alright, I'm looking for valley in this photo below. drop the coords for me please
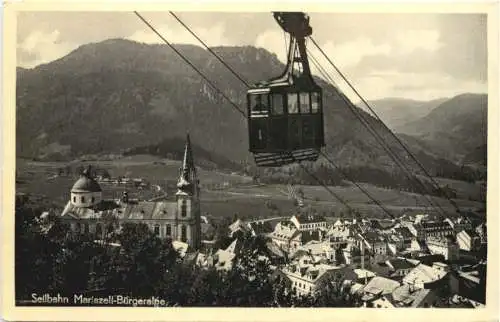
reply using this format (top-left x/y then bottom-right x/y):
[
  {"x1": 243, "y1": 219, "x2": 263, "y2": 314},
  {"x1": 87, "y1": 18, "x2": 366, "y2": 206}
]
[{"x1": 16, "y1": 154, "x2": 485, "y2": 223}]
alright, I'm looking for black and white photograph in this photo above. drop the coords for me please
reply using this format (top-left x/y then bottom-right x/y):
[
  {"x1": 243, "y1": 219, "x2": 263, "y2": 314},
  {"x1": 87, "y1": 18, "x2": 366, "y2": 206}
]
[{"x1": 3, "y1": 2, "x2": 498, "y2": 317}]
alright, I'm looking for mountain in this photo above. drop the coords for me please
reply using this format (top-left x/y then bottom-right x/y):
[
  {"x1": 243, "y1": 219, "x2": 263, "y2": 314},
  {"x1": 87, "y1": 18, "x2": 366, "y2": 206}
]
[
  {"x1": 396, "y1": 93, "x2": 487, "y2": 164},
  {"x1": 16, "y1": 38, "x2": 475, "y2": 184},
  {"x1": 359, "y1": 97, "x2": 448, "y2": 129}
]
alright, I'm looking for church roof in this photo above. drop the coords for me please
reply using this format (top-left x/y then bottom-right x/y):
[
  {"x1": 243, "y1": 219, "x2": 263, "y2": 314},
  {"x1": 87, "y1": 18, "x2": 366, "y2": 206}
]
[{"x1": 71, "y1": 167, "x2": 102, "y2": 193}]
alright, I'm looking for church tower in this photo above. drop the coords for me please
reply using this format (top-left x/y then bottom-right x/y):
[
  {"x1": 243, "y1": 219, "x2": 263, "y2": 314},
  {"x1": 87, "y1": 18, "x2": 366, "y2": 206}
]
[{"x1": 175, "y1": 134, "x2": 201, "y2": 250}]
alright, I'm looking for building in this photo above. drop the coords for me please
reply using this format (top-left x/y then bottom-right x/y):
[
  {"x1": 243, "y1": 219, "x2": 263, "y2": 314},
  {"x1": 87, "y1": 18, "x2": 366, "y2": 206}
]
[
  {"x1": 419, "y1": 221, "x2": 454, "y2": 239},
  {"x1": 394, "y1": 226, "x2": 414, "y2": 249},
  {"x1": 60, "y1": 135, "x2": 202, "y2": 250},
  {"x1": 402, "y1": 263, "x2": 448, "y2": 289},
  {"x1": 426, "y1": 236, "x2": 460, "y2": 261},
  {"x1": 444, "y1": 217, "x2": 473, "y2": 233},
  {"x1": 270, "y1": 221, "x2": 300, "y2": 251},
  {"x1": 359, "y1": 276, "x2": 400, "y2": 307},
  {"x1": 296, "y1": 240, "x2": 336, "y2": 263},
  {"x1": 388, "y1": 284, "x2": 438, "y2": 307},
  {"x1": 343, "y1": 243, "x2": 371, "y2": 269},
  {"x1": 281, "y1": 263, "x2": 355, "y2": 297},
  {"x1": 362, "y1": 231, "x2": 387, "y2": 256},
  {"x1": 385, "y1": 258, "x2": 417, "y2": 280},
  {"x1": 290, "y1": 213, "x2": 327, "y2": 231}
]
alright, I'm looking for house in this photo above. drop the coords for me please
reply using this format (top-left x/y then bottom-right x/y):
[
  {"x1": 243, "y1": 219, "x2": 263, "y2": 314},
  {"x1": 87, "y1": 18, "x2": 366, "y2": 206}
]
[
  {"x1": 444, "y1": 217, "x2": 473, "y2": 233},
  {"x1": 353, "y1": 269, "x2": 376, "y2": 284},
  {"x1": 248, "y1": 221, "x2": 274, "y2": 236},
  {"x1": 415, "y1": 214, "x2": 429, "y2": 223},
  {"x1": 342, "y1": 243, "x2": 370, "y2": 268},
  {"x1": 290, "y1": 213, "x2": 327, "y2": 231},
  {"x1": 359, "y1": 276, "x2": 400, "y2": 307},
  {"x1": 212, "y1": 249, "x2": 235, "y2": 271},
  {"x1": 172, "y1": 240, "x2": 189, "y2": 258},
  {"x1": 456, "y1": 229, "x2": 481, "y2": 252},
  {"x1": 426, "y1": 235, "x2": 460, "y2": 261},
  {"x1": 270, "y1": 221, "x2": 323, "y2": 253},
  {"x1": 404, "y1": 223, "x2": 425, "y2": 240},
  {"x1": 333, "y1": 219, "x2": 352, "y2": 228},
  {"x1": 281, "y1": 263, "x2": 342, "y2": 297},
  {"x1": 419, "y1": 221, "x2": 454, "y2": 239},
  {"x1": 387, "y1": 234, "x2": 404, "y2": 252},
  {"x1": 270, "y1": 221, "x2": 299, "y2": 250},
  {"x1": 402, "y1": 263, "x2": 448, "y2": 289},
  {"x1": 362, "y1": 231, "x2": 387, "y2": 256},
  {"x1": 394, "y1": 226, "x2": 413, "y2": 249},
  {"x1": 326, "y1": 225, "x2": 351, "y2": 242},
  {"x1": 371, "y1": 219, "x2": 396, "y2": 231},
  {"x1": 385, "y1": 258, "x2": 417, "y2": 280},
  {"x1": 388, "y1": 284, "x2": 438, "y2": 307},
  {"x1": 386, "y1": 243, "x2": 398, "y2": 256},
  {"x1": 297, "y1": 240, "x2": 336, "y2": 263},
  {"x1": 475, "y1": 223, "x2": 487, "y2": 243},
  {"x1": 228, "y1": 219, "x2": 252, "y2": 238}
]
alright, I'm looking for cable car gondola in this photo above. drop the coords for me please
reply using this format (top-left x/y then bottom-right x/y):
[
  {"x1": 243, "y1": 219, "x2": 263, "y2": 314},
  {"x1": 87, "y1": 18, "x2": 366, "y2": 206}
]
[{"x1": 247, "y1": 12, "x2": 325, "y2": 167}]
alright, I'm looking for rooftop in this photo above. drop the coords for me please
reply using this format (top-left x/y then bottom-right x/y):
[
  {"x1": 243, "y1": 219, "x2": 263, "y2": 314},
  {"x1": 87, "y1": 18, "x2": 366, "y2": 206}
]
[
  {"x1": 362, "y1": 276, "x2": 400, "y2": 296},
  {"x1": 295, "y1": 213, "x2": 326, "y2": 224},
  {"x1": 61, "y1": 199, "x2": 178, "y2": 220},
  {"x1": 403, "y1": 264, "x2": 447, "y2": 285},
  {"x1": 390, "y1": 284, "x2": 433, "y2": 307},
  {"x1": 71, "y1": 167, "x2": 102, "y2": 193},
  {"x1": 387, "y1": 258, "x2": 417, "y2": 271}
]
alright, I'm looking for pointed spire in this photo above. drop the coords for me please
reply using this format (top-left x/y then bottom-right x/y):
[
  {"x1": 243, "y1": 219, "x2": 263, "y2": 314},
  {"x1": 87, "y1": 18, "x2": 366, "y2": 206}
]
[{"x1": 177, "y1": 133, "x2": 197, "y2": 194}]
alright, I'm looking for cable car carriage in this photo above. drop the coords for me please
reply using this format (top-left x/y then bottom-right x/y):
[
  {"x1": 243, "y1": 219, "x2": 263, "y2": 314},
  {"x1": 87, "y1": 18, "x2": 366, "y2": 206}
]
[{"x1": 247, "y1": 12, "x2": 325, "y2": 167}]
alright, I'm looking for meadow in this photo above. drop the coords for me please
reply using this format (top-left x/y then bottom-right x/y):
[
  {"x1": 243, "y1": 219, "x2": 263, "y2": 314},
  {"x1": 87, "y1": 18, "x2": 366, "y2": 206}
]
[{"x1": 16, "y1": 155, "x2": 485, "y2": 221}]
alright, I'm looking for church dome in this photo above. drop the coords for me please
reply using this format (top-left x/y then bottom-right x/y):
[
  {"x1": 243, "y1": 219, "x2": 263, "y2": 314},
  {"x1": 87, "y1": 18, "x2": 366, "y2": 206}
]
[{"x1": 71, "y1": 168, "x2": 102, "y2": 193}]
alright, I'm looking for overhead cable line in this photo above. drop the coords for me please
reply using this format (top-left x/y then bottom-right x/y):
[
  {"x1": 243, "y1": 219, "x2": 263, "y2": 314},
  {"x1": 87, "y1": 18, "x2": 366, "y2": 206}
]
[
  {"x1": 135, "y1": 11, "x2": 352, "y2": 212},
  {"x1": 167, "y1": 13, "x2": 407, "y2": 219},
  {"x1": 167, "y1": 12, "x2": 438, "y2": 218},
  {"x1": 296, "y1": 161, "x2": 354, "y2": 213},
  {"x1": 168, "y1": 11, "x2": 251, "y2": 88},
  {"x1": 310, "y1": 36, "x2": 461, "y2": 215},
  {"x1": 306, "y1": 48, "x2": 447, "y2": 217}
]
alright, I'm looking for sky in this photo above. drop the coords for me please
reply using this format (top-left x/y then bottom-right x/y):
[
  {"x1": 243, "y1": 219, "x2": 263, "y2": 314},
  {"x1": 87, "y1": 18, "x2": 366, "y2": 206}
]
[{"x1": 17, "y1": 11, "x2": 487, "y2": 101}]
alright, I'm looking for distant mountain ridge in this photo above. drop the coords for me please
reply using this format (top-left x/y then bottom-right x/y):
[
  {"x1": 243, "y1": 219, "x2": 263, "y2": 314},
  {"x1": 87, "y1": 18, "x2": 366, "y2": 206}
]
[
  {"x1": 359, "y1": 97, "x2": 449, "y2": 129},
  {"x1": 395, "y1": 93, "x2": 487, "y2": 164},
  {"x1": 16, "y1": 38, "x2": 484, "y2": 183}
]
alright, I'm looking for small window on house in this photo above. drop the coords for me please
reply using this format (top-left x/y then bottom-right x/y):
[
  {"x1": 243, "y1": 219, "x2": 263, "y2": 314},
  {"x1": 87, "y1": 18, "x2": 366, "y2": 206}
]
[
  {"x1": 166, "y1": 224, "x2": 172, "y2": 236},
  {"x1": 154, "y1": 224, "x2": 160, "y2": 236},
  {"x1": 73, "y1": 196, "x2": 76, "y2": 203},
  {"x1": 81, "y1": 196, "x2": 85, "y2": 203},
  {"x1": 91, "y1": 197, "x2": 95, "y2": 203}
]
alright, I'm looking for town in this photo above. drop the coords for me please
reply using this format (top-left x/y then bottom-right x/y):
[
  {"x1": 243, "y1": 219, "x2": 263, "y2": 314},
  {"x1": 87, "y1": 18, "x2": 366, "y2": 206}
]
[{"x1": 18, "y1": 136, "x2": 487, "y2": 308}]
